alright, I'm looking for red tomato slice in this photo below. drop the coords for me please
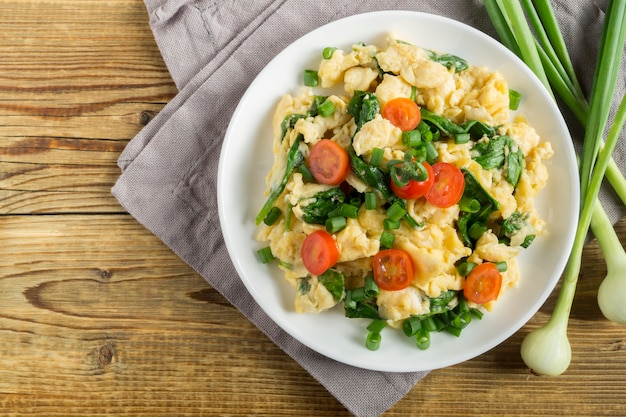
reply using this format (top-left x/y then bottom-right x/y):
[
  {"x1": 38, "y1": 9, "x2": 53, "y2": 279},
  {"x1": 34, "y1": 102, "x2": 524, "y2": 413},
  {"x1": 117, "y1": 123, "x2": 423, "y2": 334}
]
[
  {"x1": 308, "y1": 139, "x2": 350, "y2": 185},
  {"x1": 372, "y1": 249, "x2": 414, "y2": 291},
  {"x1": 424, "y1": 162, "x2": 465, "y2": 208},
  {"x1": 381, "y1": 97, "x2": 421, "y2": 132},
  {"x1": 463, "y1": 262, "x2": 502, "y2": 304},
  {"x1": 390, "y1": 161, "x2": 435, "y2": 200},
  {"x1": 301, "y1": 230, "x2": 339, "y2": 276}
]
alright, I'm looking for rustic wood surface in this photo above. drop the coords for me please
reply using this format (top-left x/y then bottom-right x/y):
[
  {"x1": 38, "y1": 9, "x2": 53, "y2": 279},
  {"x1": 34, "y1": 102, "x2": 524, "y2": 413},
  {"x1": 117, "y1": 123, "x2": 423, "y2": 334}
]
[{"x1": 1, "y1": 1, "x2": 625, "y2": 416}]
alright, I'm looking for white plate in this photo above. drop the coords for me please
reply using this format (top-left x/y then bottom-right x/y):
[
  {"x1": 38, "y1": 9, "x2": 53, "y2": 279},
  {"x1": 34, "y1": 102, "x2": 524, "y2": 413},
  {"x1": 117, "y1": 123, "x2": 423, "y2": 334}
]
[{"x1": 217, "y1": 11, "x2": 579, "y2": 372}]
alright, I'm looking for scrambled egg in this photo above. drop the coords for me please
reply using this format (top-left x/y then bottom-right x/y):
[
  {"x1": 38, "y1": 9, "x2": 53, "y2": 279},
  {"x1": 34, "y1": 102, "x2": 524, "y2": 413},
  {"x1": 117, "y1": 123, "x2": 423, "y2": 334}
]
[{"x1": 257, "y1": 34, "x2": 552, "y2": 326}]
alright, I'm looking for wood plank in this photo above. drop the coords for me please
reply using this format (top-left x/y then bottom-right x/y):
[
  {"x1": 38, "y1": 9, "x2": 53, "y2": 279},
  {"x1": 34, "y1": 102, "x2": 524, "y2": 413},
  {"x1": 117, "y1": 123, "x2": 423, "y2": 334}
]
[
  {"x1": 0, "y1": 0, "x2": 177, "y2": 214},
  {"x1": 0, "y1": 214, "x2": 349, "y2": 416},
  {"x1": 2, "y1": 0, "x2": 626, "y2": 415},
  {"x1": 2, "y1": 214, "x2": 626, "y2": 416}
]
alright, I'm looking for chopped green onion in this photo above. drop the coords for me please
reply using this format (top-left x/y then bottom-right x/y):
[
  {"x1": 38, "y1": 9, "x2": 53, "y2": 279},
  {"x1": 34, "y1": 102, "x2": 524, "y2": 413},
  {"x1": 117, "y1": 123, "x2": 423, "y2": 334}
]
[
  {"x1": 421, "y1": 317, "x2": 438, "y2": 332},
  {"x1": 452, "y1": 310, "x2": 472, "y2": 329},
  {"x1": 326, "y1": 205, "x2": 343, "y2": 218},
  {"x1": 410, "y1": 86, "x2": 417, "y2": 101},
  {"x1": 349, "y1": 287, "x2": 366, "y2": 302},
  {"x1": 521, "y1": 235, "x2": 536, "y2": 248},
  {"x1": 303, "y1": 69, "x2": 319, "y2": 87},
  {"x1": 383, "y1": 218, "x2": 401, "y2": 231},
  {"x1": 322, "y1": 47, "x2": 337, "y2": 59},
  {"x1": 257, "y1": 247, "x2": 275, "y2": 264},
  {"x1": 425, "y1": 142, "x2": 439, "y2": 164},
  {"x1": 470, "y1": 308, "x2": 484, "y2": 320},
  {"x1": 325, "y1": 216, "x2": 346, "y2": 233},
  {"x1": 296, "y1": 164, "x2": 314, "y2": 182},
  {"x1": 415, "y1": 328, "x2": 431, "y2": 350},
  {"x1": 318, "y1": 99, "x2": 336, "y2": 117},
  {"x1": 380, "y1": 230, "x2": 395, "y2": 248},
  {"x1": 366, "y1": 331, "x2": 382, "y2": 351},
  {"x1": 403, "y1": 316, "x2": 422, "y2": 337},
  {"x1": 284, "y1": 204, "x2": 293, "y2": 231},
  {"x1": 457, "y1": 294, "x2": 469, "y2": 312},
  {"x1": 457, "y1": 261, "x2": 477, "y2": 277},
  {"x1": 431, "y1": 316, "x2": 446, "y2": 332},
  {"x1": 364, "y1": 274, "x2": 380, "y2": 298},
  {"x1": 278, "y1": 260, "x2": 292, "y2": 270},
  {"x1": 367, "y1": 319, "x2": 388, "y2": 334},
  {"x1": 509, "y1": 88, "x2": 522, "y2": 110},
  {"x1": 340, "y1": 203, "x2": 359, "y2": 219},
  {"x1": 421, "y1": 129, "x2": 433, "y2": 143},
  {"x1": 430, "y1": 290, "x2": 456, "y2": 308},
  {"x1": 369, "y1": 147, "x2": 384, "y2": 167},
  {"x1": 454, "y1": 132, "x2": 471, "y2": 144},
  {"x1": 468, "y1": 222, "x2": 487, "y2": 240},
  {"x1": 495, "y1": 261, "x2": 508, "y2": 272},
  {"x1": 364, "y1": 192, "x2": 377, "y2": 210},
  {"x1": 445, "y1": 325, "x2": 463, "y2": 337},
  {"x1": 402, "y1": 130, "x2": 422, "y2": 147},
  {"x1": 262, "y1": 206, "x2": 282, "y2": 226},
  {"x1": 439, "y1": 311, "x2": 452, "y2": 326},
  {"x1": 349, "y1": 196, "x2": 362, "y2": 207},
  {"x1": 458, "y1": 197, "x2": 480, "y2": 213},
  {"x1": 386, "y1": 201, "x2": 407, "y2": 222},
  {"x1": 343, "y1": 290, "x2": 356, "y2": 310}
]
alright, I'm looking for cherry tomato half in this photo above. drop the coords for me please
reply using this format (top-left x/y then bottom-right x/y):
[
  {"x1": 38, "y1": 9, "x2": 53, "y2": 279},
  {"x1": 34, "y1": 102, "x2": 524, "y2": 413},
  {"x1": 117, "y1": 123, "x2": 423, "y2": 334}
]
[
  {"x1": 301, "y1": 230, "x2": 339, "y2": 276},
  {"x1": 381, "y1": 97, "x2": 421, "y2": 132},
  {"x1": 308, "y1": 139, "x2": 350, "y2": 186},
  {"x1": 463, "y1": 262, "x2": 502, "y2": 304},
  {"x1": 390, "y1": 161, "x2": 435, "y2": 200},
  {"x1": 424, "y1": 162, "x2": 465, "y2": 208},
  {"x1": 372, "y1": 249, "x2": 414, "y2": 291}
]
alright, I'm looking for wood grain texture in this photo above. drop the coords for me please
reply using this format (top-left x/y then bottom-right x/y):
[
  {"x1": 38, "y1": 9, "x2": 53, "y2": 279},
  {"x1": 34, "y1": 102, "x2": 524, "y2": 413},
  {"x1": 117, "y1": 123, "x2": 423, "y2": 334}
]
[
  {"x1": 0, "y1": 0, "x2": 177, "y2": 214},
  {"x1": 1, "y1": 1, "x2": 626, "y2": 416}
]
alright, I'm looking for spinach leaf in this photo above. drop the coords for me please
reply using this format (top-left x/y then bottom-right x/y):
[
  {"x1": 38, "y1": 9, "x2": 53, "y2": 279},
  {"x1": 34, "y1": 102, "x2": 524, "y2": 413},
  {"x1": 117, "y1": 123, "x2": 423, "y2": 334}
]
[
  {"x1": 347, "y1": 90, "x2": 380, "y2": 131},
  {"x1": 462, "y1": 119, "x2": 497, "y2": 139},
  {"x1": 457, "y1": 169, "x2": 500, "y2": 247},
  {"x1": 318, "y1": 269, "x2": 345, "y2": 302},
  {"x1": 349, "y1": 146, "x2": 395, "y2": 203},
  {"x1": 427, "y1": 50, "x2": 469, "y2": 73},
  {"x1": 255, "y1": 135, "x2": 305, "y2": 225},
  {"x1": 505, "y1": 147, "x2": 524, "y2": 186},
  {"x1": 279, "y1": 95, "x2": 329, "y2": 141},
  {"x1": 420, "y1": 108, "x2": 466, "y2": 137},
  {"x1": 301, "y1": 188, "x2": 346, "y2": 224},
  {"x1": 471, "y1": 135, "x2": 524, "y2": 187},
  {"x1": 500, "y1": 211, "x2": 536, "y2": 248},
  {"x1": 425, "y1": 290, "x2": 457, "y2": 316},
  {"x1": 344, "y1": 301, "x2": 380, "y2": 319},
  {"x1": 344, "y1": 275, "x2": 380, "y2": 319},
  {"x1": 472, "y1": 135, "x2": 509, "y2": 170},
  {"x1": 420, "y1": 109, "x2": 499, "y2": 143},
  {"x1": 280, "y1": 114, "x2": 306, "y2": 141},
  {"x1": 298, "y1": 277, "x2": 311, "y2": 295},
  {"x1": 501, "y1": 211, "x2": 526, "y2": 235},
  {"x1": 348, "y1": 147, "x2": 421, "y2": 228}
]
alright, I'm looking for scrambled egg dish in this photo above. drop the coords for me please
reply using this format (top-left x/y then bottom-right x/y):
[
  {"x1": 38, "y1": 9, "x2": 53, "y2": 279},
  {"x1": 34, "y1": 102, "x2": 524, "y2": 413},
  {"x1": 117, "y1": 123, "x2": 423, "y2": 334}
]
[{"x1": 255, "y1": 34, "x2": 553, "y2": 341}]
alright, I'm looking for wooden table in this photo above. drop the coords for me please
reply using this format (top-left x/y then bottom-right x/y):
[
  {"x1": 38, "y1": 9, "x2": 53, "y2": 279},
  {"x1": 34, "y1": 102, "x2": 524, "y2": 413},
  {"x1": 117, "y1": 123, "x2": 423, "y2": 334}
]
[{"x1": 1, "y1": 1, "x2": 625, "y2": 415}]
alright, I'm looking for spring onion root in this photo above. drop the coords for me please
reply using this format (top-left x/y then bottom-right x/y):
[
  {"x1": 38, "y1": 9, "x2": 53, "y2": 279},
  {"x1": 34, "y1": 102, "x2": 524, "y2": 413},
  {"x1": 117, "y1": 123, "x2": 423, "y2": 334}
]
[
  {"x1": 592, "y1": 199, "x2": 626, "y2": 324},
  {"x1": 520, "y1": 310, "x2": 571, "y2": 376}
]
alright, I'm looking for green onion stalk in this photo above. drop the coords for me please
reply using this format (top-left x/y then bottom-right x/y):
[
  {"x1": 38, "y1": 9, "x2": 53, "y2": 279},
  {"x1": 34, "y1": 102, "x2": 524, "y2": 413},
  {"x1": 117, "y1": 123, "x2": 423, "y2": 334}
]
[
  {"x1": 521, "y1": 96, "x2": 626, "y2": 375},
  {"x1": 484, "y1": 0, "x2": 626, "y2": 375}
]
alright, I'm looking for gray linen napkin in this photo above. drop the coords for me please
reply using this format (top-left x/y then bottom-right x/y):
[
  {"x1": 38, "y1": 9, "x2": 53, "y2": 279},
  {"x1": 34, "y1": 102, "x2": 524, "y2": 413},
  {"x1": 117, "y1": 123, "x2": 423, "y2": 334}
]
[{"x1": 112, "y1": 1, "x2": 625, "y2": 416}]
